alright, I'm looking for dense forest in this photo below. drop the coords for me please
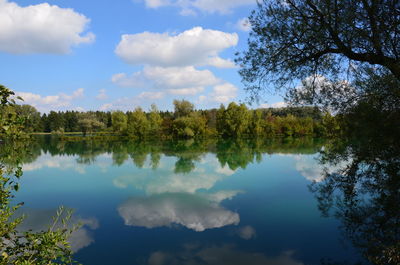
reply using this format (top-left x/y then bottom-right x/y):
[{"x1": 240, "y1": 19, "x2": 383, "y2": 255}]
[{"x1": 1, "y1": 99, "x2": 339, "y2": 139}]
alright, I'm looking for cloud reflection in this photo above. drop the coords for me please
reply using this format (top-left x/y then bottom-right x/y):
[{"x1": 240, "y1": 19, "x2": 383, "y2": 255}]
[
  {"x1": 16, "y1": 209, "x2": 99, "y2": 253},
  {"x1": 113, "y1": 155, "x2": 236, "y2": 194},
  {"x1": 295, "y1": 155, "x2": 351, "y2": 182},
  {"x1": 148, "y1": 245, "x2": 304, "y2": 265},
  {"x1": 237, "y1": 225, "x2": 256, "y2": 240},
  {"x1": 118, "y1": 192, "x2": 240, "y2": 232}
]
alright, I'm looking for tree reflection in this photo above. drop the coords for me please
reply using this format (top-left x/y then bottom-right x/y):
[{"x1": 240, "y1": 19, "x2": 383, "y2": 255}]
[
  {"x1": 310, "y1": 136, "x2": 400, "y2": 265},
  {"x1": 2, "y1": 136, "x2": 327, "y2": 174}
]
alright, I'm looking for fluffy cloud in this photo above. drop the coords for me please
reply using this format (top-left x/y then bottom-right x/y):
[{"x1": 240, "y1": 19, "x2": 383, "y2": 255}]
[
  {"x1": 138, "y1": 91, "x2": 165, "y2": 99},
  {"x1": 16, "y1": 88, "x2": 84, "y2": 112},
  {"x1": 0, "y1": 0, "x2": 94, "y2": 54},
  {"x1": 210, "y1": 83, "x2": 238, "y2": 103},
  {"x1": 112, "y1": 66, "x2": 221, "y2": 96},
  {"x1": 118, "y1": 192, "x2": 240, "y2": 231},
  {"x1": 115, "y1": 27, "x2": 237, "y2": 68},
  {"x1": 141, "y1": 0, "x2": 256, "y2": 14},
  {"x1": 259, "y1": 101, "x2": 287, "y2": 108}
]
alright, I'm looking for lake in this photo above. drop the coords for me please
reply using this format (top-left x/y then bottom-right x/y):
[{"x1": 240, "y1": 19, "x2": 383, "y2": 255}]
[{"x1": 5, "y1": 137, "x2": 372, "y2": 264}]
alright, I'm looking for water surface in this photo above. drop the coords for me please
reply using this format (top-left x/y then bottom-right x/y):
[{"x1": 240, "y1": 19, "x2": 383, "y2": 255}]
[{"x1": 7, "y1": 137, "x2": 369, "y2": 264}]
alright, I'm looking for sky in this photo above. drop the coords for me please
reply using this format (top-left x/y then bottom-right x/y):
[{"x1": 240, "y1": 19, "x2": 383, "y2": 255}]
[{"x1": 0, "y1": 0, "x2": 286, "y2": 113}]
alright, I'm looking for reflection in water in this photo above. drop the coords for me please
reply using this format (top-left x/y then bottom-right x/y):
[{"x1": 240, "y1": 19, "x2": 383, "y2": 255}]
[
  {"x1": 16, "y1": 209, "x2": 99, "y2": 253},
  {"x1": 4, "y1": 136, "x2": 395, "y2": 264},
  {"x1": 147, "y1": 245, "x2": 303, "y2": 265},
  {"x1": 118, "y1": 192, "x2": 240, "y2": 232},
  {"x1": 3, "y1": 136, "x2": 325, "y2": 175},
  {"x1": 236, "y1": 225, "x2": 256, "y2": 240},
  {"x1": 113, "y1": 155, "x2": 236, "y2": 194},
  {"x1": 310, "y1": 137, "x2": 400, "y2": 265}
]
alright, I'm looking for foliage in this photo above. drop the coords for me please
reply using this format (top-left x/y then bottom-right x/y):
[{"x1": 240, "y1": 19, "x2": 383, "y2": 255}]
[
  {"x1": 78, "y1": 113, "x2": 105, "y2": 136},
  {"x1": 0, "y1": 85, "x2": 27, "y2": 141},
  {"x1": 237, "y1": 0, "x2": 400, "y2": 102},
  {"x1": 173, "y1": 99, "x2": 194, "y2": 118},
  {"x1": 147, "y1": 104, "x2": 162, "y2": 136},
  {"x1": 126, "y1": 108, "x2": 149, "y2": 139},
  {"x1": 12, "y1": 98, "x2": 334, "y2": 139},
  {"x1": 0, "y1": 85, "x2": 77, "y2": 264},
  {"x1": 172, "y1": 112, "x2": 207, "y2": 139},
  {"x1": 111, "y1": 111, "x2": 127, "y2": 134}
]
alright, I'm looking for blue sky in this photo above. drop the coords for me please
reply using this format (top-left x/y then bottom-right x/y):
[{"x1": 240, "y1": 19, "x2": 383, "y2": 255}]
[{"x1": 0, "y1": 0, "x2": 285, "y2": 112}]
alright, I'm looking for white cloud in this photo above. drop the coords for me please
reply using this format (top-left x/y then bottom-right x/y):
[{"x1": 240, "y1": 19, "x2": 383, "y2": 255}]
[
  {"x1": 118, "y1": 192, "x2": 240, "y2": 232},
  {"x1": 0, "y1": 0, "x2": 94, "y2": 54},
  {"x1": 140, "y1": 0, "x2": 256, "y2": 15},
  {"x1": 167, "y1": 87, "x2": 204, "y2": 96},
  {"x1": 16, "y1": 88, "x2": 84, "y2": 112},
  {"x1": 138, "y1": 91, "x2": 165, "y2": 99},
  {"x1": 100, "y1": 103, "x2": 113, "y2": 111},
  {"x1": 192, "y1": 0, "x2": 256, "y2": 14},
  {"x1": 259, "y1": 101, "x2": 287, "y2": 108},
  {"x1": 145, "y1": 66, "x2": 221, "y2": 88},
  {"x1": 111, "y1": 72, "x2": 145, "y2": 88},
  {"x1": 144, "y1": 0, "x2": 171, "y2": 8},
  {"x1": 96, "y1": 89, "x2": 108, "y2": 100},
  {"x1": 115, "y1": 27, "x2": 238, "y2": 68},
  {"x1": 75, "y1": 106, "x2": 85, "y2": 112},
  {"x1": 236, "y1": 17, "x2": 251, "y2": 32},
  {"x1": 210, "y1": 83, "x2": 238, "y2": 103},
  {"x1": 113, "y1": 66, "x2": 222, "y2": 96}
]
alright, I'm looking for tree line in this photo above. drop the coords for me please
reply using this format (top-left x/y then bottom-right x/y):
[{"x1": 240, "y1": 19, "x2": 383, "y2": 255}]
[{"x1": 1, "y1": 99, "x2": 339, "y2": 139}]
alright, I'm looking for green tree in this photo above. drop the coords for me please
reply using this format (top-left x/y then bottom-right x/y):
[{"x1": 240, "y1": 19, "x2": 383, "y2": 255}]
[
  {"x1": 216, "y1": 104, "x2": 226, "y2": 136},
  {"x1": 0, "y1": 85, "x2": 26, "y2": 140},
  {"x1": 148, "y1": 104, "x2": 162, "y2": 136},
  {"x1": 111, "y1": 111, "x2": 127, "y2": 134},
  {"x1": 173, "y1": 99, "x2": 194, "y2": 118},
  {"x1": 237, "y1": 0, "x2": 400, "y2": 102},
  {"x1": 47, "y1": 111, "x2": 65, "y2": 132},
  {"x1": 218, "y1": 102, "x2": 250, "y2": 138},
  {"x1": 64, "y1": 111, "x2": 79, "y2": 132},
  {"x1": 13, "y1": 105, "x2": 42, "y2": 132},
  {"x1": 172, "y1": 113, "x2": 207, "y2": 139},
  {"x1": 249, "y1": 109, "x2": 263, "y2": 137},
  {"x1": 126, "y1": 107, "x2": 149, "y2": 139},
  {"x1": 78, "y1": 115, "x2": 105, "y2": 136}
]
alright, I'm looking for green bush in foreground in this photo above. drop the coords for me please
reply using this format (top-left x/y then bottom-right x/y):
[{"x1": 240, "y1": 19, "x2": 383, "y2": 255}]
[{"x1": 0, "y1": 85, "x2": 77, "y2": 265}]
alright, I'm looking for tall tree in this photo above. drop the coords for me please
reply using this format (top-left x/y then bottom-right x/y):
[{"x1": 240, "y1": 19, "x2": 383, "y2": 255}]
[
  {"x1": 237, "y1": 0, "x2": 400, "y2": 101},
  {"x1": 126, "y1": 107, "x2": 149, "y2": 139},
  {"x1": 148, "y1": 104, "x2": 162, "y2": 136},
  {"x1": 220, "y1": 103, "x2": 250, "y2": 138},
  {"x1": 111, "y1": 111, "x2": 127, "y2": 134},
  {"x1": 173, "y1": 99, "x2": 194, "y2": 118}
]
